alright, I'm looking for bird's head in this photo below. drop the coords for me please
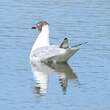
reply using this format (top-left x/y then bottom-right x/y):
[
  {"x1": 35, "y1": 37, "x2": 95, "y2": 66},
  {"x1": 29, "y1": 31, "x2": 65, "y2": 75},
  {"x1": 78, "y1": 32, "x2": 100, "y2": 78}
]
[{"x1": 32, "y1": 21, "x2": 49, "y2": 32}]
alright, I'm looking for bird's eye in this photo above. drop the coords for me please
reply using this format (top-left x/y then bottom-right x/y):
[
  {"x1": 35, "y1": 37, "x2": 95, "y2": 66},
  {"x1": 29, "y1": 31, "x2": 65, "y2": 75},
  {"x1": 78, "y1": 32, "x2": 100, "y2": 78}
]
[{"x1": 37, "y1": 24, "x2": 40, "y2": 26}]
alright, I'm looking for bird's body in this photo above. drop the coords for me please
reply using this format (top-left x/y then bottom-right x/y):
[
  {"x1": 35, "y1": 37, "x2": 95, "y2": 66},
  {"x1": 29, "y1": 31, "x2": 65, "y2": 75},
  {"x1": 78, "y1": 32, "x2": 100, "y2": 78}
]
[{"x1": 30, "y1": 21, "x2": 79, "y2": 64}]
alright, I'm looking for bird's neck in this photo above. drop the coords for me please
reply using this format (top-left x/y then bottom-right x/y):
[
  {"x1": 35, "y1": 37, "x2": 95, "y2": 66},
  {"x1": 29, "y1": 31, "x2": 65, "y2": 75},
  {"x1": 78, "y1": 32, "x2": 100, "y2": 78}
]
[{"x1": 31, "y1": 25, "x2": 50, "y2": 52}]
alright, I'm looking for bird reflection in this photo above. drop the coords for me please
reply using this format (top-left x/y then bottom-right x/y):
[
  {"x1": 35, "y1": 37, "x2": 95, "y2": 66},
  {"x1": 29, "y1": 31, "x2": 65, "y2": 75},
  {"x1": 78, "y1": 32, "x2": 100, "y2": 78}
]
[{"x1": 31, "y1": 62, "x2": 77, "y2": 96}]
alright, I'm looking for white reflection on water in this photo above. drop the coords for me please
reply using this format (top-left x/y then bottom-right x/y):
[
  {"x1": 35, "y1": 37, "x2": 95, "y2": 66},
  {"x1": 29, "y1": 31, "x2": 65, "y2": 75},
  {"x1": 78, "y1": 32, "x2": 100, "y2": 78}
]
[{"x1": 31, "y1": 61, "x2": 77, "y2": 96}]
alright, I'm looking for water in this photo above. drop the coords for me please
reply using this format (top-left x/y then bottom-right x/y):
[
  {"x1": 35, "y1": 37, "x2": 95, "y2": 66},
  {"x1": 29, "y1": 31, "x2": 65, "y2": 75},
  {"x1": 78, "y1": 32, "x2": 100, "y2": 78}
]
[{"x1": 0, "y1": 0, "x2": 110, "y2": 109}]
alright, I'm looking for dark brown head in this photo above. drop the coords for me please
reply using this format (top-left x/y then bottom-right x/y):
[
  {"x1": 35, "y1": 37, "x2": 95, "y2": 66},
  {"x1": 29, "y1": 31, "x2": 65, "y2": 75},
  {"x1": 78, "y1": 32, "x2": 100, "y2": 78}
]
[{"x1": 32, "y1": 21, "x2": 48, "y2": 31}]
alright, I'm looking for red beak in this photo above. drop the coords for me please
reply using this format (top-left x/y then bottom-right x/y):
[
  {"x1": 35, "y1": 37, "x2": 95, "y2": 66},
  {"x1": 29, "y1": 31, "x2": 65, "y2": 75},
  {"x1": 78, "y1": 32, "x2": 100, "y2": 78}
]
[{"x1": 32, "y1": 26, "x2": 37, "y2": 29}]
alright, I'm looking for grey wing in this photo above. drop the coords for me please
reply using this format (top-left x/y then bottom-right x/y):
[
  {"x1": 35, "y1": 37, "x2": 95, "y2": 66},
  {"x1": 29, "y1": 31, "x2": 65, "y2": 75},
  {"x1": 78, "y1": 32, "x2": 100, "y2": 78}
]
[
  {"x1": 45, "y1": 47, "x2": 79, "y2": 63},
  {"x1": 31, "y1": 46, "x2": 66, "y2": 61}
]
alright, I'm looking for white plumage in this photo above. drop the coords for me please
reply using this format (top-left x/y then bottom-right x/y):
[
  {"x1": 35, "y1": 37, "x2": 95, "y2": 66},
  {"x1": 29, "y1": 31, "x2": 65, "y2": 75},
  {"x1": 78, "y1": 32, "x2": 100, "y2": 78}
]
[{"x1": 30, "y1": 21, "x2": 79, "y2": 64}]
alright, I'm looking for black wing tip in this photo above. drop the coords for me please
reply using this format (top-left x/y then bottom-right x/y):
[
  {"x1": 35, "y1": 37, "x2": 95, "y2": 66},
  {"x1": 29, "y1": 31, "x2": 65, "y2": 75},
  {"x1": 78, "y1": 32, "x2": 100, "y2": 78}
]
[
  {"x1": 72, "y1": 42, "x2": 88, "y2": 48},
  {"x1": 59, "y1": 37, "x2": 69, "y2": 49}
]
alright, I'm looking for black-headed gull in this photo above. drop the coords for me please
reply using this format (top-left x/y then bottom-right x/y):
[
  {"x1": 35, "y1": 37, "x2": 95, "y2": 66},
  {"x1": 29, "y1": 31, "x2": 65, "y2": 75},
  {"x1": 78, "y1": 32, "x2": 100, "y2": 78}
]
[{"x1": 30, "y1": 21, "x2": 79, "y2": 64}]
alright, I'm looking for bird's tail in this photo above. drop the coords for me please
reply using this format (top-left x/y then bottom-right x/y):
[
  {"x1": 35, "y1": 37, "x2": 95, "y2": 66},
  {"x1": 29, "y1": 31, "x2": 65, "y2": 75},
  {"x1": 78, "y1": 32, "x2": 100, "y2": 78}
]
[{"x1": 72, "y1": 42, "x2": 88, "y2": 48}]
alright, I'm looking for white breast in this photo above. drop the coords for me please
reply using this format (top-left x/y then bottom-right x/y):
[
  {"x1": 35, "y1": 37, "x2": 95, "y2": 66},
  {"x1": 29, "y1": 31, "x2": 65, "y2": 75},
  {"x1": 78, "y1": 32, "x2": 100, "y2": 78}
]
[{"x1": 31, "y1": 25, "x2": 50, "y2": 52}]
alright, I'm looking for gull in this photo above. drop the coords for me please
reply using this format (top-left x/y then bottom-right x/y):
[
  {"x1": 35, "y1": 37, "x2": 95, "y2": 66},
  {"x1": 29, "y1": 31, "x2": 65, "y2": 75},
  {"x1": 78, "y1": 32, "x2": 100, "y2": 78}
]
[{"x1": 30, "y1": 21, "x2": 79, "y2": 64}]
